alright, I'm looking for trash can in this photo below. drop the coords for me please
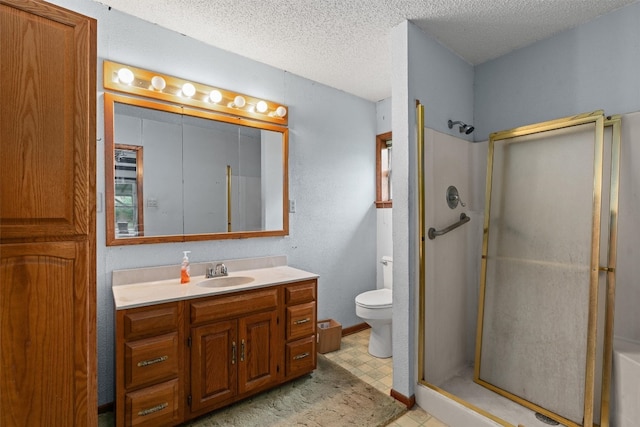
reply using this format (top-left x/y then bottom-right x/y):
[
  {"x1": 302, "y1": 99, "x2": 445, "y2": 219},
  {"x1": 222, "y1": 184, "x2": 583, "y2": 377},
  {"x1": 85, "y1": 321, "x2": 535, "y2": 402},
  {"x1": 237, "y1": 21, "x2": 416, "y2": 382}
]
[{"x1": 317, "y1": 319, "x2": 342, "y2": 353}]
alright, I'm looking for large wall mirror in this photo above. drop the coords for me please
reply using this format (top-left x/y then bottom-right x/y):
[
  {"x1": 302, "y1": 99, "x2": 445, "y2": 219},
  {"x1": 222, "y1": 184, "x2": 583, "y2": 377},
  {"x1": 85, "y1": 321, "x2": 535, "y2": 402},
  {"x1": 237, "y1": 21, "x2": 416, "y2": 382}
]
[{"x1": 105, "y1": 93, "x2": 289, "y2": 245}]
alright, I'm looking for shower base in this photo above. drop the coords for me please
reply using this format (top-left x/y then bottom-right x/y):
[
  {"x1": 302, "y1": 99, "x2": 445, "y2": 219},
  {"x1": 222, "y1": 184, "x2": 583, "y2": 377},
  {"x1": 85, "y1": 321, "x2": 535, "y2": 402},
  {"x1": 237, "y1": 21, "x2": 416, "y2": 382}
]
[{"x1": 438, "y1": 366, "x2": 568, "y2": 427}]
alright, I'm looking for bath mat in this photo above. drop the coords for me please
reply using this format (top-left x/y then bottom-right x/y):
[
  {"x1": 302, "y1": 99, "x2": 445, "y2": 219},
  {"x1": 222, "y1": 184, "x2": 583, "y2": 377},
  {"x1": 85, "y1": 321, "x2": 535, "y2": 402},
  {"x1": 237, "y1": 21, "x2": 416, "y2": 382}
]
[{"x1": 99, "y1": 354, "x2": 406, "y2": 426}]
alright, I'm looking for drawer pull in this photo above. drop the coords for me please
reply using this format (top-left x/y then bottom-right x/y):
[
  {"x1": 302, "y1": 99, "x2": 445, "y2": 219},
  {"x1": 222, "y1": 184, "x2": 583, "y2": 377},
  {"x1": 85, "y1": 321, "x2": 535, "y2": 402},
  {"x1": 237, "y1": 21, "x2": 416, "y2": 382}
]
[
  {"x1": 137, "y1": 355, "x2": 169, "y2": 367},
  {"x1": 241, "y1": 339, "x2": 245, "y2": 362},
  {"x1": 138, "y1": 402, "x2": 168, "y2": 416},
  {"x1": 294, "y1": 318, "x2": 310, "y2": 325},
  {"x1": 293, "y1": 352, "x2": 310, "y2": 360}
]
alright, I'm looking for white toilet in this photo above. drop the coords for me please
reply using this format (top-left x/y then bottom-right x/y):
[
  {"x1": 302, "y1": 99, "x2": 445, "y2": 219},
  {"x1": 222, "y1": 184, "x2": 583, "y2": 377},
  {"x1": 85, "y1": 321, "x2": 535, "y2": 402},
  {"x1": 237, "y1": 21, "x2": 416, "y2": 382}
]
[{"x1": 355, "y1": 256, "x2": 393, "y2": 358}]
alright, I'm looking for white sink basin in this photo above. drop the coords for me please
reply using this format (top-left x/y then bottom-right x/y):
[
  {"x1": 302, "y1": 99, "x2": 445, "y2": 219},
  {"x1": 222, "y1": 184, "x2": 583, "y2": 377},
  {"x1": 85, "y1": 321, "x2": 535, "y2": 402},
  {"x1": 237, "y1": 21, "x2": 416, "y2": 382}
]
[{"x1": 196, "y1": 276, "x2": 254, "y2": 288}]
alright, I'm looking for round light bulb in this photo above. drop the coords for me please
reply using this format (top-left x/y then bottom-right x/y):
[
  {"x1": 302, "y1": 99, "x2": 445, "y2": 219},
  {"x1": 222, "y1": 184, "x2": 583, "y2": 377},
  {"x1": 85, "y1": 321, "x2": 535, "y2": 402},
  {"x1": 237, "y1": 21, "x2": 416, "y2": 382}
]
[
  {"x1": 182, "y1": 83, "x2": 196, "y2": 97},
  {"x1": 117, "y1": 68, "x2": 134, "y2": 85},
  {"x1": 151, "y1": 76, "x2": 166, "y2": 91},
  {"x1": 256, "y1": 100, "x2": 268, "y2": 113},
  {"x1": 209, "y1": 90, "x2": 222, "y2": 103},
  {"x1": 233, "y1": 95, "x2": 246, "y2": 108},
  {"x1": 275, "y1": 106, "x2": 287, "y2": 117}
]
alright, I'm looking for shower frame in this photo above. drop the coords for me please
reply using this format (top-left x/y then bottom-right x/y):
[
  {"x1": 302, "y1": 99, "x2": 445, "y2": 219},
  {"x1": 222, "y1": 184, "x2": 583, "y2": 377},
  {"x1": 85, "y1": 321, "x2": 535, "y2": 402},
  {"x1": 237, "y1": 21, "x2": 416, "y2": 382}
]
[{"x1": 416, "y1": 103, "x2": 621, "y2": 427}]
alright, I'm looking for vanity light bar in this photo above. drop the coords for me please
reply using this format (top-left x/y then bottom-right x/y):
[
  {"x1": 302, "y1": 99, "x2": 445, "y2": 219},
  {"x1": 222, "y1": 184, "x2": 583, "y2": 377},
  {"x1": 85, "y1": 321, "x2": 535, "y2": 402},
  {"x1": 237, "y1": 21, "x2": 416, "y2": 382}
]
[{"x1": 103, "y1": 60, "x2": 288, "y2": 125}]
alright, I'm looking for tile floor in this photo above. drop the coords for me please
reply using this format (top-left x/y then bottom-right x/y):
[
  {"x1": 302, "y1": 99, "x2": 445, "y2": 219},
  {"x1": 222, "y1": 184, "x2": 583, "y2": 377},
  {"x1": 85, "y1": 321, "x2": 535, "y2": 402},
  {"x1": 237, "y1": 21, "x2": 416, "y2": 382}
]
[{"x1": 323, "y1": 329, "x2": 449, "y2": 427}]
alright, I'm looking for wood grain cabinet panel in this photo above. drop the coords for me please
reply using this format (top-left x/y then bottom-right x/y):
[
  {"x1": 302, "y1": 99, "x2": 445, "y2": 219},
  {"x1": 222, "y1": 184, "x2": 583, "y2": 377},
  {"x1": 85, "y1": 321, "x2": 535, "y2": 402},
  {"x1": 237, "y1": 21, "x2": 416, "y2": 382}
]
[
  {"x1": 286, "y1": 301, "x2": 317, "y2": 341},
  {"x1": 0, "y1": 1, "x2": 96, "y2": 425},
  {"x1": 116, "y1": 301, "x2": 184, "y2": 427},
  {"x1": 125, "y1": 379, "x2": 180, "y2": 427},
  {"x1": 283, "y1": 282, "x2": 317, "y2": 380},
  {"x1": 0, "y1": 0, "x2": 96, "y2": 240},
  {"x1": 125, "y1": 333, "x2": 179, "y2": 389}
]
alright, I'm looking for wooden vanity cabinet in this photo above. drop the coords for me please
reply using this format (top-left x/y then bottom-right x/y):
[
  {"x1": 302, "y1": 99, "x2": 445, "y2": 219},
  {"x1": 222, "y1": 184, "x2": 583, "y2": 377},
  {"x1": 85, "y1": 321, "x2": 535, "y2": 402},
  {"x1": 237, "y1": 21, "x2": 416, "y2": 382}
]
[
  {"x1": 114, "y1": 279, "x2": 317, "y2": 426},
  {"x1": 115, "y1": 302, "x2": 184, "y2": 427},
  {"x1": 189, "y1": 288, "x2": 280, "y2": 416},
  {"x1": 284, "y1": 280, "x2": 318, "y2": 378}
]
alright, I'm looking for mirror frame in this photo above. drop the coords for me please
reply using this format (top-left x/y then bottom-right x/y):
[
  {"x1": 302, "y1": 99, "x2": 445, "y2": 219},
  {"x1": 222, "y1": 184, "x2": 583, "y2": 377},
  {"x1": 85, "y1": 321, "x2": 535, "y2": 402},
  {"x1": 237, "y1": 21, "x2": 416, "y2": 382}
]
[{"x1": 104, "y1": 92, "x2": 289, "y2": 245}]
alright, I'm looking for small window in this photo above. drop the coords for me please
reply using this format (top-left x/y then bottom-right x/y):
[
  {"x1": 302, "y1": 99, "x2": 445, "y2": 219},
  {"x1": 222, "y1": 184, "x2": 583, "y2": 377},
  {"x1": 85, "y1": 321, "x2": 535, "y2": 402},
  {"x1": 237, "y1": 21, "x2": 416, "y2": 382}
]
[{"x1": 375, "y1": 132, "x2": 392, "y2": 208}]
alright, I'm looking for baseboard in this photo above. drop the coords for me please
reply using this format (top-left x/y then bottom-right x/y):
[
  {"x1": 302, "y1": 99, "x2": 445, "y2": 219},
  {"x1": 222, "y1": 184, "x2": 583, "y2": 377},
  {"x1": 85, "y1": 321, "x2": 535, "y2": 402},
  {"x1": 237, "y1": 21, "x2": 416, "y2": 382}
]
[
  {"x1": 390, "y1": 389, "x2": 416, "y2": 409},
  {"x1": 98, "y1": 402, "x2": 113, "y2": 414},
  {"x1": 342, "y1": 322, "x2": 370, "y2": 336}
]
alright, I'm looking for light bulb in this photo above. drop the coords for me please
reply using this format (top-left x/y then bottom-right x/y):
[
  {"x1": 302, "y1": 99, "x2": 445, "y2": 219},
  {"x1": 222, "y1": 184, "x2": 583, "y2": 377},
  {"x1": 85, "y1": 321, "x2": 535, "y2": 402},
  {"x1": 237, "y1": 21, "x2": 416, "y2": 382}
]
[
  {"x1": 275, "y1": 106, "x2": 287, "y2": 117},
  {"x1": 151, "y1": 76, "x2": 166, "y2": 91},
  {"x1": 233, "y1": 95, "x2": 246, "y2": 108},
  {"x1": 117, "y1": 68, "x2": 134, "y2": 85},
  {"x1": 256, "y1": 100, "x2": 268, "y2": 113},
  {"x1": 182, "y1": 83, "x2": 196, "y2": 97},
  {"x1": 209, "y1": 90, "x2": 222, "y2": 103}
]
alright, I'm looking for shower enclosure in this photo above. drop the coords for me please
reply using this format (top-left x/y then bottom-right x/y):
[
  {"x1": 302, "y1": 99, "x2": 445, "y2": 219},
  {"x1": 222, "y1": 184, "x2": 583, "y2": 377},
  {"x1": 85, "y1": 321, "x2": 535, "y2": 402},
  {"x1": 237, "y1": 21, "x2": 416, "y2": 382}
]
[{"x1": 418, "y1": 106, "x2": 620, "y2": 427}]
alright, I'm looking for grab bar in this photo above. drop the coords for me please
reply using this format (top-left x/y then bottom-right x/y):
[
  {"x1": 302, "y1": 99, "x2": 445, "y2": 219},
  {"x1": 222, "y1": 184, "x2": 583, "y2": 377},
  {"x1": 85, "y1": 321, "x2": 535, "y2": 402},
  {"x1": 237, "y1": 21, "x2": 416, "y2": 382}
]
[{"x1": 428, "y1": 213, "x2": 470, "y2": 240}]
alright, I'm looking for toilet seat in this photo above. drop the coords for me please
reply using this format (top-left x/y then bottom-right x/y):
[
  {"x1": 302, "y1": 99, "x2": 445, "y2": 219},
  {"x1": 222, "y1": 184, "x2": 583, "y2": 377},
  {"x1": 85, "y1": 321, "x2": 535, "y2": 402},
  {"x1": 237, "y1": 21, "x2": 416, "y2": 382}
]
[{"x1": 355, "y1": 289, "x2": 392, "y2": 309}]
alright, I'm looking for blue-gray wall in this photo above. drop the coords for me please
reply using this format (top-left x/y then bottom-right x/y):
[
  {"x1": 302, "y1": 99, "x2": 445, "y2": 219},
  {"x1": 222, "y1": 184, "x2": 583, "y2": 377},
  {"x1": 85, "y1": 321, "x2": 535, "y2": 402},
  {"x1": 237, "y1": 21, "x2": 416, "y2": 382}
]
[
  {"x1": 475, "y1": 2, "x2": 640, "y2": 140},
  {"x1": 50, "y1": 0, "x2": 378, "y2": 406}
]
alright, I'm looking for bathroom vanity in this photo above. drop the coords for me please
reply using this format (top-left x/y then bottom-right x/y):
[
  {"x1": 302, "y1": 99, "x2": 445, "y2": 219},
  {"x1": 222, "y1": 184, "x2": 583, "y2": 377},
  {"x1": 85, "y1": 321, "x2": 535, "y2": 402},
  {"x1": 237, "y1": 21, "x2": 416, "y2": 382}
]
[{"x1": 112, "y1": 257, "x2": 318, "y2": 426}]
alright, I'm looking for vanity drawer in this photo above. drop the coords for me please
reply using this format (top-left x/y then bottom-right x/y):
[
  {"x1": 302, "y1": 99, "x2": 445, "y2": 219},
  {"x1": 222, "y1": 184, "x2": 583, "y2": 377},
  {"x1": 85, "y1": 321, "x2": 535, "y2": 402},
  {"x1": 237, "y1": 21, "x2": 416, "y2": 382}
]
[
  {"x1": 285, "y1": 335, "x2": 316, "y2": 377},
  {"x1": 286, "y1": 301, "x2": 316, "y2": 341},
  {"x1": 285, "y1": 280, "x2": 316, "y2": 305},
  {"x1": 190, "y1": 288, "x2": 278, "y2": 325},
  {"x1": 125, "y1": 379, "x2": 179, "y2": 427},
  {"x1": 125, "y1": 333, "x2": 179, "y2": 389},
  {"x1": 123, "y1": 303, "x2": 179, "y2": 341}
]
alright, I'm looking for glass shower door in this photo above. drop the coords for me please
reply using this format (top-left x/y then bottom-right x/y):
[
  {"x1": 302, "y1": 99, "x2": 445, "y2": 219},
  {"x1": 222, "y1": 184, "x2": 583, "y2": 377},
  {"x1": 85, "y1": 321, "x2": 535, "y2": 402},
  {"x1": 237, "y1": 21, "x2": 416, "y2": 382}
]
[{"x1": 475, "y1": 112, "x2": 606, "y2": 427}]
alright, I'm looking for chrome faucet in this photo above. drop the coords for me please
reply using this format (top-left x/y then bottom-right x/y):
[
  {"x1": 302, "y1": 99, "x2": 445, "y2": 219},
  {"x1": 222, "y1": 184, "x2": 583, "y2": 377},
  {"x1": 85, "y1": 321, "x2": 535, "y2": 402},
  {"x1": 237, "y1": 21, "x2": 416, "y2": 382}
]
[{"x1": 206, "y1": 262, "x2": 228, "y2": 278}]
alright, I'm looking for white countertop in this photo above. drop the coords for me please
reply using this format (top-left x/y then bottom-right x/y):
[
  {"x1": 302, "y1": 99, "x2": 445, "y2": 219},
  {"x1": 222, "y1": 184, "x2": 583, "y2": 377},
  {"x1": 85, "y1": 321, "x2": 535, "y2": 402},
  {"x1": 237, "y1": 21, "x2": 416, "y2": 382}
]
[{"x1": 113, "y1": 265, "x2": 318, "y2": 310}]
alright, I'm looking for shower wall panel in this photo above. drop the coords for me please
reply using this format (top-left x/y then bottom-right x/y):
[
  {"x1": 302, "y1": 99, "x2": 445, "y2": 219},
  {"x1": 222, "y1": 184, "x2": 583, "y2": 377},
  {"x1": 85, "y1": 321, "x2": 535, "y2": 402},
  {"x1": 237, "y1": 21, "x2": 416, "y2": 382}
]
[{"x1": 423, "y1": 128, "x2": 475, "y2": 387}]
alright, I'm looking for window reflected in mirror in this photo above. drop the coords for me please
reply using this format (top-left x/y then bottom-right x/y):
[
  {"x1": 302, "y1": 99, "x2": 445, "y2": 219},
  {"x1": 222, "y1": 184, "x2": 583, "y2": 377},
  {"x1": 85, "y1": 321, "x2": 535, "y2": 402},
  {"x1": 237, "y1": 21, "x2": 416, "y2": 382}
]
[{"x1": 114, "y1": 145, "x2": 143, "y2": 236}]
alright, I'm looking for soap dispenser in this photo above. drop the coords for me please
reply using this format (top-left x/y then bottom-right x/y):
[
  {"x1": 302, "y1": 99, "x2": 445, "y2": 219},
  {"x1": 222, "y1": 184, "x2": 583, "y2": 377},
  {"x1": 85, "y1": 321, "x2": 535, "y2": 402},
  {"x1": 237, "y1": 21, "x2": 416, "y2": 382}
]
[{"x1": 180, "y1": 251, "x2": 191, "y2": 284}]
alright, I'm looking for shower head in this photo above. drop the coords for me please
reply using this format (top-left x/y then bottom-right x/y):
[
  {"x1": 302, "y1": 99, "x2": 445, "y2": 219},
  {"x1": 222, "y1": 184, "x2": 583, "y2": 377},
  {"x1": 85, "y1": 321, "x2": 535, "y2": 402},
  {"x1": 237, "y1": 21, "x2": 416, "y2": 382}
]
[{"x1": 448, "y1": 119, "x2": 475, "y2": 135}]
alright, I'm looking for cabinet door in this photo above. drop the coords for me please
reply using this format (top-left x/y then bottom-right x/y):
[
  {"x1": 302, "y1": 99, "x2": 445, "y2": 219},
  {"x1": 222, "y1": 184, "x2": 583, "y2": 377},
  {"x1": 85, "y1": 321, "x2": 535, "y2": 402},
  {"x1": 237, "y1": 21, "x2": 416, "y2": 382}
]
[
  {"x1": 0, "y1": 0, "x2": 96, "y2": 240},
  {"x1": 190, "y1": 320, "x2": 237, "y2": 412},
  {"x1": 238, "y1": 310, "x2": 279, "y2": 394},
  {"x1": 0, "y1": 241, "x2": 92, "y2": 425}
]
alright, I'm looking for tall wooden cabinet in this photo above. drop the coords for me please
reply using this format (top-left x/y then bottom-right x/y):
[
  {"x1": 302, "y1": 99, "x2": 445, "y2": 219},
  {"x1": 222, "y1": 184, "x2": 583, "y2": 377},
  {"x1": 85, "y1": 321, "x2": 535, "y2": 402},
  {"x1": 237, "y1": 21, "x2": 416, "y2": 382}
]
[{"x1": 0, "y1": 1, "x2": 97, "y2": 425}]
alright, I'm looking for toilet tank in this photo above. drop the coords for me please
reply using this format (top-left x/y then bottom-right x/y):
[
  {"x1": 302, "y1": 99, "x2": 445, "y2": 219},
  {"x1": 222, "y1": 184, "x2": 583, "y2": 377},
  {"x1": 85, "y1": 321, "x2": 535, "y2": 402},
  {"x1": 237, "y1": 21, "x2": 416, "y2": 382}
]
[{"x1": 381, "y1": 256, "x2": 393, "y2": 289}]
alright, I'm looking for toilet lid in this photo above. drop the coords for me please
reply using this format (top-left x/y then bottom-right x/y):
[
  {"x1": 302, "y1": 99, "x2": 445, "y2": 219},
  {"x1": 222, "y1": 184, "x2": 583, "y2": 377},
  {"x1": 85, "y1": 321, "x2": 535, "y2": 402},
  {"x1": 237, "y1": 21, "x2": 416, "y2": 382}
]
[{"x1": 355, "y1": 289, "x2": 392, "y2": 309}]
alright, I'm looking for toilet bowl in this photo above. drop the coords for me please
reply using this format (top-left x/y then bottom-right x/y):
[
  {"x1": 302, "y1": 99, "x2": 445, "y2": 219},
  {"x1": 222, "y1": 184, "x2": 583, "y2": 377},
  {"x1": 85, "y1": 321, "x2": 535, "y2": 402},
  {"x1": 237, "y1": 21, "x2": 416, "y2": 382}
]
[{"x1": 355, "y1": 256, "x2": 393, "y2": 358}]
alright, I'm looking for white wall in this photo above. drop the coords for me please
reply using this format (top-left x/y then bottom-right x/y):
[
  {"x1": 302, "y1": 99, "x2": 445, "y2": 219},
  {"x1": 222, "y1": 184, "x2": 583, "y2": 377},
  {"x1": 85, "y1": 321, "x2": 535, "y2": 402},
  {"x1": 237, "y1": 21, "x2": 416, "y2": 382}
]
[
  {"x1": 475, "y1": 2, "x2": 640, "y2": 344},
  {"x1": 49, "y1": 0, "x2": 378, "y2": 405},
  {"x1": 391, "y1": 20, "x2": 475, "y2": 400}
]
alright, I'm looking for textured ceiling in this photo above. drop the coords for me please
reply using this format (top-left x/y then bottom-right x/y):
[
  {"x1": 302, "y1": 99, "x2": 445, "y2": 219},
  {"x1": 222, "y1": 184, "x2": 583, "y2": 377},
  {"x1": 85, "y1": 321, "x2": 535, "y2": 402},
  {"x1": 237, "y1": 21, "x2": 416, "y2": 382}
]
[{"x1": 96, "y1": 0, "x2": 637, "y2": 101}]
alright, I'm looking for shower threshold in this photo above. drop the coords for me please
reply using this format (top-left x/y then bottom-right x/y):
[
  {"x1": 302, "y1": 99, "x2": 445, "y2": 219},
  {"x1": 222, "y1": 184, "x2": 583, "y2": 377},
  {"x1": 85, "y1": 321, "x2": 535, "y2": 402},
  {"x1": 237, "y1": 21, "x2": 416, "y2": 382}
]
[{"x1": 437, "y1": 366, "x2": 568, "y2": 427}]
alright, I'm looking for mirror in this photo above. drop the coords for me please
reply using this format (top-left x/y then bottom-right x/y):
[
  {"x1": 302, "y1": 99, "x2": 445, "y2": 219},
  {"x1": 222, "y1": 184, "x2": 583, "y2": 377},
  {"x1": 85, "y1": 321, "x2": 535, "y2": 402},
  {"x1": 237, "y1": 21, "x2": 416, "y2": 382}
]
[{"x1": 105, "y1": 93, "x2": 289, "y2": 245}]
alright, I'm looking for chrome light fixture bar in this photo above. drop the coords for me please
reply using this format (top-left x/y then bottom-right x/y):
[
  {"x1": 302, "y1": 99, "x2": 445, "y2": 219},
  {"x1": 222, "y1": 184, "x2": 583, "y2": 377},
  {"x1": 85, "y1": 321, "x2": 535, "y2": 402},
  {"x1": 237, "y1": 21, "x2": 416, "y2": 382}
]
[{"x1": 103, "y1": 60, "x2": 288, "y2": 125}]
